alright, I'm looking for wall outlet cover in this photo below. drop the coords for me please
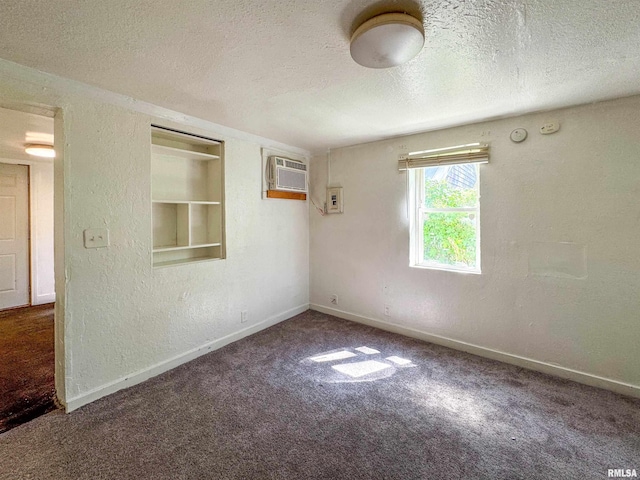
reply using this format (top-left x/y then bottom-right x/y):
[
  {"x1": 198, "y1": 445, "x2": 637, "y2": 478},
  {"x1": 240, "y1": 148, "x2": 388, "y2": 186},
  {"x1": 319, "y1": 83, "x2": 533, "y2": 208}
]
[{"x1": 83, "y1": 228, "x2": 109, "y2": 248}]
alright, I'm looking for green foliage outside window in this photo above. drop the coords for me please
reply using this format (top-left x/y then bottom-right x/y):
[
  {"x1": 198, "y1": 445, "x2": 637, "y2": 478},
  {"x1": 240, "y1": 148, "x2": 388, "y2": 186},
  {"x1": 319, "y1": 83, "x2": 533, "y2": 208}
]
[{"x1": 423, "y1": 178, "x2": 478, "y2": 267}]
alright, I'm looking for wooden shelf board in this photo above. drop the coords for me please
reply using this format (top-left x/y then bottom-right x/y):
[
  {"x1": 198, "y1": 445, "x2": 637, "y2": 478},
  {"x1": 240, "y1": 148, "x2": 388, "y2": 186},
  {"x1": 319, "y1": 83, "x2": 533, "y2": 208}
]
[
  {"x1": 152, "y1": 143, "x2": 220, "y2": 161},
  {"x1": 152, "y1": 244, "x2": 191, "y2": 253},
  {"x1": 267, "y1": 190, "x2": 307, "y2": 201},
  {"x1": 151, "y1": 126, "x2": 221, "y2": 147},
  {"x1": 153, "y1": 256, "x2": 222, "y2": 268},
  {"x1": 153, "y1": 242, "x2": 221, "y2": 253}
]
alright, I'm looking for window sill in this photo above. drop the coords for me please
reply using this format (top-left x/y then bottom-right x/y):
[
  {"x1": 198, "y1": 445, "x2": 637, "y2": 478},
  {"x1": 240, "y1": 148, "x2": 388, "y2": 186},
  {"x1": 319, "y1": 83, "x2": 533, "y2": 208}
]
[{"x1": 410, "y1": 263, "x2": 481, "y2": 275}]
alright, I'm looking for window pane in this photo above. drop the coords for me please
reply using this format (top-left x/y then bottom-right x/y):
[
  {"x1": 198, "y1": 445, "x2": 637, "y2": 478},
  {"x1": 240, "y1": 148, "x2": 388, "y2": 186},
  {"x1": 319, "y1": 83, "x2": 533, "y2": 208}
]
[
  {"x1": 423, "y1": 211, "x2": 477, "y2": 268},
  {"x1": 423, "y1": 164, "x2": 478, "y2": 208}
]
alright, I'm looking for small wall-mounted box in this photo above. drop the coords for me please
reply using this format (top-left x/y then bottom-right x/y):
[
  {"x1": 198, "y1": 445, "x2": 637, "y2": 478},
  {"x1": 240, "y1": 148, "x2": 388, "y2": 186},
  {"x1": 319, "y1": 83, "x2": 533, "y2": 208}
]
[
  {"x1": 326, "y1": 187, "x2": 343, "y2": 214},
  {"x1": 540, "y1": 121, "x2": 560, "y2": 135}
]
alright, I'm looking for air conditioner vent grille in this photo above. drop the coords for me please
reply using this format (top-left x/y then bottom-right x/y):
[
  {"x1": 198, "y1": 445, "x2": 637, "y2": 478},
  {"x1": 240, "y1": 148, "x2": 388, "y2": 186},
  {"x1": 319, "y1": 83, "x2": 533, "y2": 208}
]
[
  {"x1": 277, "y1": 168, "x2": 306, "y2": 191},
  {"x1": 285, "y1": 160, "x2": 307, "y2": 171}
]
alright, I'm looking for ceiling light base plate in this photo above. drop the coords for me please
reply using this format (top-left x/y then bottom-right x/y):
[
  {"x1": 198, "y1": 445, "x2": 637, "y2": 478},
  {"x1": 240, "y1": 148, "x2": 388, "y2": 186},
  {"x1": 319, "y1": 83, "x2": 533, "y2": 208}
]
[{"x1": 350, "y1": 13, "x2": 425, "y2": 69}]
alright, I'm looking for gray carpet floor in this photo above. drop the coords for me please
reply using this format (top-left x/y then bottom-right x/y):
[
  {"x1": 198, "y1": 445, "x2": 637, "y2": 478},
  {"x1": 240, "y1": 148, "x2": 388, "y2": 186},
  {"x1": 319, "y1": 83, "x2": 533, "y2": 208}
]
[{"x1": 1, "y1": 310, "x2": 638, "y2": 479}]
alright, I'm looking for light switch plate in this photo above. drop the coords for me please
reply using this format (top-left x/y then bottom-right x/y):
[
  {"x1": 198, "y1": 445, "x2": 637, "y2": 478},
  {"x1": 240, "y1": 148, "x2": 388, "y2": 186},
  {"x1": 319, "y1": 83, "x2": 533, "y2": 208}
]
[{"x1": 84, "y1": 228, "x2": 109, "y2": 248}]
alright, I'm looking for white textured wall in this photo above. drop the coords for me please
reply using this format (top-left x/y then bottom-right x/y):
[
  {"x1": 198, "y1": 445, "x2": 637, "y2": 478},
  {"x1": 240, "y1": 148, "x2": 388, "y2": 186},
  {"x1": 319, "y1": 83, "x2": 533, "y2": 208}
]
[
  {"x1": 0, "y1": 60, "x2": 309, "y2": 409},
  {"x1": 63, "y1": 113, "x2": 309, "y2": 405},
  {"x1": 310, "y1": 96, "x2": 640, "y2": 395}
]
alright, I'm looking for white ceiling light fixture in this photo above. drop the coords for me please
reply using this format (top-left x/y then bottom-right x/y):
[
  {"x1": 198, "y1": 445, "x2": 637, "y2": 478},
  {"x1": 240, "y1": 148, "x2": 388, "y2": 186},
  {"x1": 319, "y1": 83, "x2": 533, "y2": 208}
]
[
  {"x1": 350, "y1": 12, "x2": 425, "y2": 68},
  {"x1": 24, "y1": 144, "x2": 55, "y2": 158}
]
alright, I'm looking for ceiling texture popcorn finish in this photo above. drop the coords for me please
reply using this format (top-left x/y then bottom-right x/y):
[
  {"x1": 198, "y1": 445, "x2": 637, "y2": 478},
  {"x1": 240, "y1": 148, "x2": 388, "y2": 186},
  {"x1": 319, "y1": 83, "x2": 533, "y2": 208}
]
[{"x1": 0, "y1": 0, "x2": 638, "y2": 152}]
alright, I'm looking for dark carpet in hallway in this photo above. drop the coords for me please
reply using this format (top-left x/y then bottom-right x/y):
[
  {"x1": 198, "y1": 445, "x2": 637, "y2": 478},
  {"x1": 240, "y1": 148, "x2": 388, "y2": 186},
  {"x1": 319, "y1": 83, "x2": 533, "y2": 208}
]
[
  {"x1": 0, "y1": 304, "x2": 57, "y2": 434},
  {"x1": 1, "y1": 310, "x2": 638, "y2": 479}
]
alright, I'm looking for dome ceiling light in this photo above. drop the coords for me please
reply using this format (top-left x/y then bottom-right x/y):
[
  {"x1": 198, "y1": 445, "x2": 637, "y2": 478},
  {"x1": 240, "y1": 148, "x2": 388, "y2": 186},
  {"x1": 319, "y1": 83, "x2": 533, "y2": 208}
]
[
  {"x1": 24, "y1": 144, "x2": 55, "y2": 158},
  {"x1": 350, "y1": 12, "x2": 425, "y2": 68}
]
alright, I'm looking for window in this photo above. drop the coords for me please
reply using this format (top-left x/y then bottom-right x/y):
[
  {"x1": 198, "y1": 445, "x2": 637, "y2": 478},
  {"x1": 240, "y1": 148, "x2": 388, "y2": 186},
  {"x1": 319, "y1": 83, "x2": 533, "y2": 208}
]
[
  {"x1": 413, "y1": 164, "x2": 480, "y2": 272},
  {"x1": 400, "y1": 143, "x2": 488, "y2": 274}
]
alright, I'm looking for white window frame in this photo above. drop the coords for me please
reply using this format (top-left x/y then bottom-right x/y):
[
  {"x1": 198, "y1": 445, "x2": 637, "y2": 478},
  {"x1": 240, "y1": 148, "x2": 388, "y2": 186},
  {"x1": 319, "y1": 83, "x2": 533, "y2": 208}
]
[{"x1": 409, "y1": 164, "x2": 481, "y2": 274}]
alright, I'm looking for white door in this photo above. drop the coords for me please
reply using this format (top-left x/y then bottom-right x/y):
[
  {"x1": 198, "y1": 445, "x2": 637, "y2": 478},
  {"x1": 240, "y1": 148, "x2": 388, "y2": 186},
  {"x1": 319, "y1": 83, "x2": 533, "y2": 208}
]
[{"x1": 0, "y1": 163, "x2": 30, "y2": 310}]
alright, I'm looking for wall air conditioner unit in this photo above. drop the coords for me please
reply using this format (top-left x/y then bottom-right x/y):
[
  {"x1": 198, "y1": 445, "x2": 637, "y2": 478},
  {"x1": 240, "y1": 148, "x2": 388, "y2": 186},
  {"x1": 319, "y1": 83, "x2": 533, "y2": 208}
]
[{"x1": 268, "y1": 156, "x2": 308, "y2": 193}]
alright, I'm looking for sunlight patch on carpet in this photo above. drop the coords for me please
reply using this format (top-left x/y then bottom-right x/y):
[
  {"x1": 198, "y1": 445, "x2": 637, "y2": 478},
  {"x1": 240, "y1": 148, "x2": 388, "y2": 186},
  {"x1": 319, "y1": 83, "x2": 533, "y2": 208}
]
[
  {"x1": 300, "y1": 346, "x2": 417, "y2": 383},
  {"x1": 309, "y1": 350, "x2": 357, "y2": 362},
  {"x1": 386, "y1": 356, "x2": 412, "y2": 366},
  {"x1": 355, "y1": 346, "x2": 380, "y2": 354},
  {"x1": 332, "y1": 360, "x2": 392, "y2": 378}
]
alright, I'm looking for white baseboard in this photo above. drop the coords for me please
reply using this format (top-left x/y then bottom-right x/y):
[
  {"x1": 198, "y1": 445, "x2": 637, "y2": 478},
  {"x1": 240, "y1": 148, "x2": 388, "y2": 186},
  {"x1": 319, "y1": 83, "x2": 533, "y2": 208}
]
[
  {"x1": 310, "y1": 303, "x2": 640, "y2": 399},
  {"x1": 33, "y1": 293, "x2": 55, "y2": 305},
  {"x1": 65, "y1": 303, "x2": 309, "y2": 412}
]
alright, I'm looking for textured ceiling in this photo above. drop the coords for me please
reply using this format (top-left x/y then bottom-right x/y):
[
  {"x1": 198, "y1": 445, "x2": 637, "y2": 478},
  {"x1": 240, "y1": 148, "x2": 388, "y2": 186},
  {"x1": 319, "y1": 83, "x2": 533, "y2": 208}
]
[{"x1": 0, "y1": 1, "x2": 638, "y2": 152}]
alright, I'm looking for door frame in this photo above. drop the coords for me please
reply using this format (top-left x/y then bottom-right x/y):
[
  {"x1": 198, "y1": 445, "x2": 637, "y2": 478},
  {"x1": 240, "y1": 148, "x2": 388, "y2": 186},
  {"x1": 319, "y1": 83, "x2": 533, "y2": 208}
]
[
  {"x1": 53, "y1": 107, "x2": 66, "y2": 407},
  {"x1": 0, "y1": 103, "x2": 65, "y2": 408}
]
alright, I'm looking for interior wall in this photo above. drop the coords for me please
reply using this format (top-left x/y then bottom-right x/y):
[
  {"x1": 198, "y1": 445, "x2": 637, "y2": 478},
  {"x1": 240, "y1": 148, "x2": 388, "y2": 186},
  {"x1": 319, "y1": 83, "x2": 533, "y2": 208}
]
[
  {"x1": 309, "y1": 95, "x2": 640, "y2": 395},
  {"x1": 0, "y1": 59, "x2": 310, "y2": 410}
]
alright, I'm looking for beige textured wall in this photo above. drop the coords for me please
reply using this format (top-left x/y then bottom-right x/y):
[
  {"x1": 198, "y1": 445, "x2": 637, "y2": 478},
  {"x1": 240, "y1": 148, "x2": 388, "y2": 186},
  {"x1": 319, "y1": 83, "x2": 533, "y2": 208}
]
[
  {"x1": 310, "y1": 96, "x2": 640, "y2": 395},
  {"x1": 0, "y1": 59, "x2": 310, "y2": 409}
]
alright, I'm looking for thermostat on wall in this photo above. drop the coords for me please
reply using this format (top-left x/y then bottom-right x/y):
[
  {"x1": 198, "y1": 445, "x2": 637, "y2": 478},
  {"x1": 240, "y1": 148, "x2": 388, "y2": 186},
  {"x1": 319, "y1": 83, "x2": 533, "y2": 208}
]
[{"x1": 326, "y1": 187, "x2": 343, "y2": 214}]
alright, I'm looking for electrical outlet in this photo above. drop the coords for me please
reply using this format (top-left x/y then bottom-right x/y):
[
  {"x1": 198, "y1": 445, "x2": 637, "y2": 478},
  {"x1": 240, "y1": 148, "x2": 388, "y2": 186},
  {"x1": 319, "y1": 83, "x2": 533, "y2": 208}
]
[
  {"x1": 330, "y1": 295, "x2": 338, "y2": 306},
  {"x1": 384, "y1": 305, "x2": 390, "y2": 316},
  {"x1": 241, "y1": 311, "x2": 248, "y2": 323},
  {"x1": 83, "y1": 228, "x2": 109, "y2": 248}
]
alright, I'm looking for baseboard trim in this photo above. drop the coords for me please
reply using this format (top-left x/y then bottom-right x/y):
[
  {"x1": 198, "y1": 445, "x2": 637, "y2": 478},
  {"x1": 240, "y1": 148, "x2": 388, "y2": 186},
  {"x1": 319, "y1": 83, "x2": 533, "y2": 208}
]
[
  {"x1": 310, "y1": 303, "x2": 640, "y2": 399},
  {"x1": 66, "y1": 303, "x2": 309, "y2": 412},
  {"x1": 34, "y1": 293, "x2": 55, "y2": 305}
]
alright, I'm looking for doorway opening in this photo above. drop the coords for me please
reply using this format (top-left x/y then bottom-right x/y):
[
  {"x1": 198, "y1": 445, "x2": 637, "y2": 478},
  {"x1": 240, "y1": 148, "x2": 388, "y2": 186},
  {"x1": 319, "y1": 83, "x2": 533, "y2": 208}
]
[{"x1": 0, "y1": 106, "x2": 57, "y2": 433}]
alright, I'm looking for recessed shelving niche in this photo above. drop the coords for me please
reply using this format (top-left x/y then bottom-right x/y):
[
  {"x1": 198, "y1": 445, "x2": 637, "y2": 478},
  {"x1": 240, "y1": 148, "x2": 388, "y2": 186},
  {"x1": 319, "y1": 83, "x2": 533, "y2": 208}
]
[{"x1": 151, "y1": 126, "x2": 225, "y2": 267}]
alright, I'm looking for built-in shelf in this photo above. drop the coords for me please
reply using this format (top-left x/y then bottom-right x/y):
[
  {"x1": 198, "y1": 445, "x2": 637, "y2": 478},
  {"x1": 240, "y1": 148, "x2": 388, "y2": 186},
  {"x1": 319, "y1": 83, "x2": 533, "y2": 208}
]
[
  {"x1": 151, "y1": 126, "x2": 225, "y2": 267},
  {"x1": 152, "y1": 143, "x2": 221, "y2": 161},
  {"x1": 153, "y1": 254, "x2": 223, "y2": 269},
  {"x1": 189, "y1": 242, "x2": 222, "y2": 248},
  {"x1": 153, "y1": 242, "x2": 221, "y2": 253}
]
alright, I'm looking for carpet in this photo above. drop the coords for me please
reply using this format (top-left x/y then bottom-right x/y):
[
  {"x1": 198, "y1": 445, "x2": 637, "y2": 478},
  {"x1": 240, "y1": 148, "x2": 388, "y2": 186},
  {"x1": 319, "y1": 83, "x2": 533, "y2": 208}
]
[
  {"x1": 0, "y1": 310, "x2": 638, "y2": 479},
  {"x1": 0, "y1": 304, "x2": 57, "y2": 434}
]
